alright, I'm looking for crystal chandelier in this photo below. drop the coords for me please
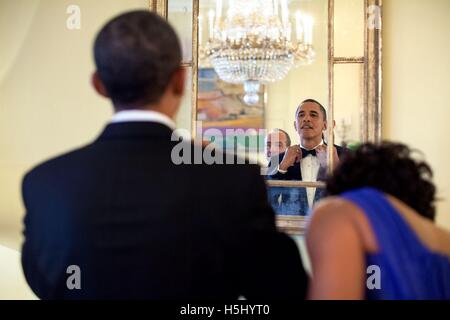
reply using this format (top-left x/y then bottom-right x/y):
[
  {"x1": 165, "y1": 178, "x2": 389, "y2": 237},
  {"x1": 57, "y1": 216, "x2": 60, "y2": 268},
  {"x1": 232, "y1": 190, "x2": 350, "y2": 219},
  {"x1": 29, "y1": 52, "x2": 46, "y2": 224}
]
[{"x1": 201, "y1": 0, "x2": 316, "y2": 105}]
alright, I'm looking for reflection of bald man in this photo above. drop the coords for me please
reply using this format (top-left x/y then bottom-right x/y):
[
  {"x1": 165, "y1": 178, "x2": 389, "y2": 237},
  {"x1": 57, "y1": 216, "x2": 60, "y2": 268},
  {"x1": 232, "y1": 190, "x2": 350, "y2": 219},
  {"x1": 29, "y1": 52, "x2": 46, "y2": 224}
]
[
  {"x1": 264, "y1": 129, "x2": 298, "y2": 216},
  {"x1": 264, "y1": 128, "x2": 291, "y2": 161}
]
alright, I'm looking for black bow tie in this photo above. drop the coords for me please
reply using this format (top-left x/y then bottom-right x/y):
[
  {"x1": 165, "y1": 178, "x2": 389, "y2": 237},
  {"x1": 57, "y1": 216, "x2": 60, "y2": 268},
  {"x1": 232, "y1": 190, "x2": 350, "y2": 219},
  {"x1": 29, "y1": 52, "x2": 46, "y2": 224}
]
[{"x1": 301, "y1": 148, "x2": 317, "y2": 158}]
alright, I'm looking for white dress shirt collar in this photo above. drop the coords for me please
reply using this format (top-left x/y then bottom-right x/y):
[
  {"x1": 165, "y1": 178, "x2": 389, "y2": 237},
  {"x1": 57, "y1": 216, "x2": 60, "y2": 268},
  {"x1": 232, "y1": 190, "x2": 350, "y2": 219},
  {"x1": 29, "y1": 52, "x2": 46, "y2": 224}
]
[
  {"x1": 111, "y1": 110, "x2": 176, "y2": 130},
  {"x1": 301, "y1": 139, "x2": 324, "y2": 151}
]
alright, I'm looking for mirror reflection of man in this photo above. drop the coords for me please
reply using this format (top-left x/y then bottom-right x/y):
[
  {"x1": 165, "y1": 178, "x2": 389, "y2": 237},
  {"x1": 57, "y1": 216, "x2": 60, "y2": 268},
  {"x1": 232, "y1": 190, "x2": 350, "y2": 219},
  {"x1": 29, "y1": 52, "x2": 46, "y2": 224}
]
[
  {"x1": 264, "y1": 129, "x2": 291, "y2": 211},
  {"x1": 264, "y1": 129, "x2": 291, "y2": 175},
  {"x1": 265, "y1": 129, "x2": 291, "y2": 160},
  {"x1": 268, "y1": 99, "x2": 347, "y2": 213}
]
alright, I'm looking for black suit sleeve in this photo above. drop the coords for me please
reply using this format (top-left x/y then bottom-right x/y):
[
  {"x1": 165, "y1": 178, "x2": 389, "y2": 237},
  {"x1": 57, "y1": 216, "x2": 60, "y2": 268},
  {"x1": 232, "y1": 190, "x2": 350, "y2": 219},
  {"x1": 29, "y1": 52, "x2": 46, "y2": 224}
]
[
  {"x1": 21, "y1": 172, "x2": 53, "y2": 299},
  {"x1": 267, "y1": 153, "x2": 290, "y2": 180},
  {"x1": 230, "y1": 167, "x2": 307, "y2": 300},
  {"x1": 21, "y1": 171, "x2": 68, "y2": 299}
]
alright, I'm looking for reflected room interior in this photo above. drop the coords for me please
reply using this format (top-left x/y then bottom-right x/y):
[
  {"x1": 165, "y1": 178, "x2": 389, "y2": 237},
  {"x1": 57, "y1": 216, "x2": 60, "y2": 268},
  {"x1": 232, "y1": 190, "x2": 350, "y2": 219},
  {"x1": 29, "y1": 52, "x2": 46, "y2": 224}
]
[{"x1": 169, "y1": 0, "x2": 374, "y2": 223}]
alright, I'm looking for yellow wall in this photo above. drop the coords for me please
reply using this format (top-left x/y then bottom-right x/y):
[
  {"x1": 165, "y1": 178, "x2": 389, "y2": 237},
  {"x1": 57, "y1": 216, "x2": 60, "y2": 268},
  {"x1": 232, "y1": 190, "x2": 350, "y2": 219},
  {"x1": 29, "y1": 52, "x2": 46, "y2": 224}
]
[
  {"x1": 0, "y1": 0, "x2": 150, "y2": 246},
  {"x1": 383, "y1": 0, "x2": 450, "y2": 230}
]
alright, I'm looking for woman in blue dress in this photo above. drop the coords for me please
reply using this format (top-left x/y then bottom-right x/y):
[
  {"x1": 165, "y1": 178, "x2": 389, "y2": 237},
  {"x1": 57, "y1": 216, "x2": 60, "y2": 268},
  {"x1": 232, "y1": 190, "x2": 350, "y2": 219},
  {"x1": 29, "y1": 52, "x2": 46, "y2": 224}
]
[{"x1": 307, "y1": 142, "x2": 450, "y2": 300}]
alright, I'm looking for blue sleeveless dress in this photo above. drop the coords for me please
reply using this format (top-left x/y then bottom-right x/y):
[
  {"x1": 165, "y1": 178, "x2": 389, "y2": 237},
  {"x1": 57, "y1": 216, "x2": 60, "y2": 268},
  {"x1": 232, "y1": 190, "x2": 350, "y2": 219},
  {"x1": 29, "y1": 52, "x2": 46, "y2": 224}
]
[{"x1": 341, "y1": 188, "x2": 450, "y2": 300}]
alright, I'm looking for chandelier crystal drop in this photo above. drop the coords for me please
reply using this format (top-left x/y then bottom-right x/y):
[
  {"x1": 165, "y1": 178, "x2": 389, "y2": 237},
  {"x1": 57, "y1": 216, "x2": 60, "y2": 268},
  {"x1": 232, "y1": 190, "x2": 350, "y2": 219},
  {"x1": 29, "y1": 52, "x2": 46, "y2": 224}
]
[{"x1": 202, "y1": 0, "x2": 316, "y2": 105}]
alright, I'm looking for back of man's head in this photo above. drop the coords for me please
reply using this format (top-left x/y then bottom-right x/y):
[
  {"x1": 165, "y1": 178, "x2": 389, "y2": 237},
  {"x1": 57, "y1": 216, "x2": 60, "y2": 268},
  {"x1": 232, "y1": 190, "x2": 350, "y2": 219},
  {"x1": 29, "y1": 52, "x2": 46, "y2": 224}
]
[{"x1": 94, "y1": 10, "x2": 182, "y2": 108}]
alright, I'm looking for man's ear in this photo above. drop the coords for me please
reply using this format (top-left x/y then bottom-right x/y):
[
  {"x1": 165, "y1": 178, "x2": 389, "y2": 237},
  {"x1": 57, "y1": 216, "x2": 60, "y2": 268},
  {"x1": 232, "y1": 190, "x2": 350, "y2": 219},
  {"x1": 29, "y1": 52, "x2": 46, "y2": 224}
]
[
  {"x1": 323, "y1": 120, "x2": 328, "y2": 131},
  {"x1": 171, "y1": 67, "x2": 186, "y2": 96},
  {"x1": 91, "y1": 71, "x2": 109, "y2": 98},
  {"x1": 294, "y1": 120, "x2": 298, "y2": 132}
]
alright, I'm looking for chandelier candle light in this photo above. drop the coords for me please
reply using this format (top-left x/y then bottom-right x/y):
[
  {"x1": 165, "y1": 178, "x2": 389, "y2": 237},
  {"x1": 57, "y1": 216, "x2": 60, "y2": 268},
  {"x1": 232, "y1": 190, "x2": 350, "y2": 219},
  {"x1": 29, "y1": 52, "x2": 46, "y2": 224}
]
[{"x1": 203, "y1": 0, "x2": 316, "y2": 105}]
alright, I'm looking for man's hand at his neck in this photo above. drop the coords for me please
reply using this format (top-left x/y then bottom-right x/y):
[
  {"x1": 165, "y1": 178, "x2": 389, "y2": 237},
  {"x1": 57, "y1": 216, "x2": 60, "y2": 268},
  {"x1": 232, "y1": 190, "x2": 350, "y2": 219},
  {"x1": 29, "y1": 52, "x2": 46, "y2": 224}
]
[{"x1": 279, "y1": 145, "x2": 302, "y2": 171}]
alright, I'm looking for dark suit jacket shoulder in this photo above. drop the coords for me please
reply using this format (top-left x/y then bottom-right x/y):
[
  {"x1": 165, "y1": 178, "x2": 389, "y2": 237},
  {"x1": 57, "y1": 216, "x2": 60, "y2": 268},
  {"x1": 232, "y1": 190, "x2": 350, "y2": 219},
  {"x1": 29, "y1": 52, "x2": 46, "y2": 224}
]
[{"x1": 21, "y1": 122, "x2": 307, "y2": 299}]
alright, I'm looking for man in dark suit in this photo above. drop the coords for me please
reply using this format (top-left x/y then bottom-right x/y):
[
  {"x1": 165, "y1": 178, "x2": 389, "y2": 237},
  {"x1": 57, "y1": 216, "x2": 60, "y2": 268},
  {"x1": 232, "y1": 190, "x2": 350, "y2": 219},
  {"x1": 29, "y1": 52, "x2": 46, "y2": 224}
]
[
  {"x1": 267, "y1": 99, "x2": 347, "y2": 215},
  {"x1": 21, "y1": 10, "x2": 307, "y2": 300}
]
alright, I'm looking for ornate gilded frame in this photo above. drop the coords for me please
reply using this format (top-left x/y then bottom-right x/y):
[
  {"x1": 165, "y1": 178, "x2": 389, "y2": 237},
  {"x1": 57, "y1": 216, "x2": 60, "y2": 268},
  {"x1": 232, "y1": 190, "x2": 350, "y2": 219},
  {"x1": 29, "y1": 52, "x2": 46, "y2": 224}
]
[{"x1": 149, "y1": 0, "x2": 383, "y2": 235}]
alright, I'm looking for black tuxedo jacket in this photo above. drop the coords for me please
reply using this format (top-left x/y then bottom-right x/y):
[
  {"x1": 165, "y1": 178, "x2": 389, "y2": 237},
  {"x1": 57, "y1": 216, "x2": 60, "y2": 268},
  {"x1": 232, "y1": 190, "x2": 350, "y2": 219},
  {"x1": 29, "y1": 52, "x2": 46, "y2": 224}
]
[
  {"x1": 268, "y1": 144, "x2": 348, "y2": 181},
  {"x1": 21, "y1": 122, "x2": 307, "y2": 299}
]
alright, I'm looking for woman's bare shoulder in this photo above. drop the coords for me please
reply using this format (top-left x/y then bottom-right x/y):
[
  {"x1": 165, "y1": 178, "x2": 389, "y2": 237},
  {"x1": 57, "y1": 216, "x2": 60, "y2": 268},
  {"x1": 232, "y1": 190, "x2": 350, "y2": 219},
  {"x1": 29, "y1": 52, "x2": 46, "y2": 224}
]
[
  {"x1": 309, "y1": 196, "x2": 369, "y2": 229},
  {"x1": 312, "y1": 197, "x2": 361, "y2": 218},
  {"x1": 308, "y1": 196, "x2": 379, "y2": 253}
]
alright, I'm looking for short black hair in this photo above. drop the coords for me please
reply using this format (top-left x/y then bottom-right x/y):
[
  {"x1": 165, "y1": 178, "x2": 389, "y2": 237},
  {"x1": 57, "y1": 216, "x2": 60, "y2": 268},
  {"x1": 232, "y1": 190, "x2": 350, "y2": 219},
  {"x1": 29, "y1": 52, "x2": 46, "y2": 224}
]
[
  {"x1": 326, "y1": 142, "x2": 436, "y2": 221},
  {"x1": 295, "y1": 99, "x2": 327, "y2": 121},
  {"x1": 94, "y1": 10, "x2": 182, "y2": 107}
]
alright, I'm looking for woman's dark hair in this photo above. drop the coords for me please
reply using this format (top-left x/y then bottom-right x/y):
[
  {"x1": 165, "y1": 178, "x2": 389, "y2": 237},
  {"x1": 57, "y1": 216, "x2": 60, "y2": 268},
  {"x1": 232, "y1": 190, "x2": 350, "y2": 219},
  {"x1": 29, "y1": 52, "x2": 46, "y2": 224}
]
[{"x1": 326, "y1": 142, "x2": 436, "y2": 221}]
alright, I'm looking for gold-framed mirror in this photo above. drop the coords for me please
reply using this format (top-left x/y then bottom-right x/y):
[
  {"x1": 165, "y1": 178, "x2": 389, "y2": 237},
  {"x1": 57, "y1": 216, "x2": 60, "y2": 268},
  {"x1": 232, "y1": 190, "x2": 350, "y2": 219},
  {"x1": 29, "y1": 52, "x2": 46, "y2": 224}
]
[{"x1": 150, "y1": 0, "x2": 382, "y2": 235}]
